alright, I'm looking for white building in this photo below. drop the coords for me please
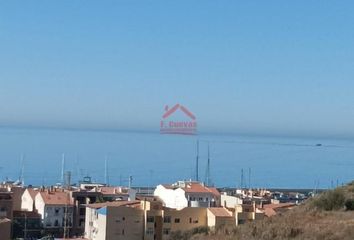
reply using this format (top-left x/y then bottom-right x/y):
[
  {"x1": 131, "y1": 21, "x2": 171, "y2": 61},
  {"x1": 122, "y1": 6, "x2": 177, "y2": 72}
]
[
  {"x1": 21, "y1": 188, "x2": 39, "y2": 212},
  {"x1": 220, "y1": 193, "x2": 243, "y2": 208},
  {"x1": 34, "y1": 189, "x2": 74, "y2": 229},
  {"x1": 154, "y1": 181, "x2": 220, "y2": 209}
]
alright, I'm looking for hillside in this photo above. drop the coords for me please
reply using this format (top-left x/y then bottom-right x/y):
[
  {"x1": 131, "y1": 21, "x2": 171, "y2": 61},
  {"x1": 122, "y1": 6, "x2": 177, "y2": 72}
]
[{"x1": 183, "y1": 183, "x2": 354, "y2": 240}]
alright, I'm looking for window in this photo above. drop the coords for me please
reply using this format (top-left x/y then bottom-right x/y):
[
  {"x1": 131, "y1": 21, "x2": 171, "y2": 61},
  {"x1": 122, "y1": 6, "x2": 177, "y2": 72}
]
[
  {"x1": 163, "y1": 228, "x2": 171, "y2": 235},
  {"x1": 163, "y1": 216, "x2": 171, "y2": 223},
  {"x1": 146, "y1": 227, "x2": 154, "y2": 235},
  {"x1": 115, "y1": 216, "x2": 125, "y2": 223},
  {"x1": 147, "y1": 216, "x2": 154, "y2": 223},
  {"x1": 199, "y1": 197, "x2": 203, "y2": 201},
  {"x1": 54, "y1": 220, "x2": 59, "y2": 227},
  {"x1": 189, "y1": 218, "x2": 192, "y2": 223},
  {"x1": 174, "y1": 218, "x2": 180, "y2": 223},
  {"x1": 55, "y1": 208, "x2": 60, "y2": 215}
]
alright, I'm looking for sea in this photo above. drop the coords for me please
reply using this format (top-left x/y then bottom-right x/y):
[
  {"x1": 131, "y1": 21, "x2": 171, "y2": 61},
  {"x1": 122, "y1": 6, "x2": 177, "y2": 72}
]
[{"x1": 1, "y1": 127, "x2": 354, "y2": 189}]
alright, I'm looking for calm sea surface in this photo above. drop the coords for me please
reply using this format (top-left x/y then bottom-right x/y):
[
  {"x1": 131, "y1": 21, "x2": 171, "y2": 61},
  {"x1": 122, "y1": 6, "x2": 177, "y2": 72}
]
[{"x1": 1, "y1": 127, "x2": 354, "y2": 189}]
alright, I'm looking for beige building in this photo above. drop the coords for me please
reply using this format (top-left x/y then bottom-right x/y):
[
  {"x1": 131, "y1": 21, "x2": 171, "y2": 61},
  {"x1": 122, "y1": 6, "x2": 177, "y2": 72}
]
[
  {"x1": 84, "y1": 199, "x2": 259, "y2": 240},
  {"x1": 160, "y1": 207, "x2": 207, "y2": 240},
  {"x1": 85, "y1": 201, "x2": 143, "y2": 240},
  {"x1": 207, "y1": 208, "x2": 235, "y2": 230}
]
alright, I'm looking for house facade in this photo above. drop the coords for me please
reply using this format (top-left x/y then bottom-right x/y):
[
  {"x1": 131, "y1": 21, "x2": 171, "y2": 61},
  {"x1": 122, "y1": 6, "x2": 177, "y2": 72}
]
[
  {"x1": 35, "y1": 189, "x2": 74, "y2": 232},
  {"x1": 21, "y1": 188, "x2": 38, "y2": 212},
  {"x1": 84, "y1": 199, "x2": 241, "y2": 240}
]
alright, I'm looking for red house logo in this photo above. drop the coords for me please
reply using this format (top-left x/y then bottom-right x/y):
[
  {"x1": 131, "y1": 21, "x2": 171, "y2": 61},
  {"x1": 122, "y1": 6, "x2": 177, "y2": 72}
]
[{"x1": 160, "y1": 104, "x2": 197, "y2": 135}]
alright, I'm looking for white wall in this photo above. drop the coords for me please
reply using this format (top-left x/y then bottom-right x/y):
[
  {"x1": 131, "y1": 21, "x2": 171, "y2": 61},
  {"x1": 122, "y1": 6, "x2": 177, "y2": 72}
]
[
  {"x1": 21, "y1": 190, "x2": 35, "y2": 211},
  {"x1": 221, "y1": 194, "x2": 243, "y2": 208},
  {"x1": 85, "y1": 207, "x2": 106, "y2": 240},
  {"x1": 34, "y1": 194, "x2": 73, "y2": 228},
  {"x1": 154, "y1": 185, "x2": 188, "y2": 209}
]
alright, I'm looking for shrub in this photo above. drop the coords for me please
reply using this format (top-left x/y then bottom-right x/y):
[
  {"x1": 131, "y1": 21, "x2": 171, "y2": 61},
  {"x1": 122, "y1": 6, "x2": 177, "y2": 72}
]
[
  {"x1": 170, "y1": 227, "x2": 209, "y2": 240},
  {"x1": 345, "y1": 199, "x2": 354, "y2": 210},
  {"x1": 312, "y1": 188, "x2": 345, "y2": 211}
]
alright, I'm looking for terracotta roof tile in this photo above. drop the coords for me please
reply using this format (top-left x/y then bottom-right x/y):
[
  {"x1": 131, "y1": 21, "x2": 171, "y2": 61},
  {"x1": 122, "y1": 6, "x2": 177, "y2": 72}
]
[
  {"x1": 162, "y1": 182, "x2": 220, "y2": 196},
  {"x1": 38, "y1": 191, "x2": 73, "y2": 205},
  {"x1": 183, "y1": 183, "x2": 220, "y2": 196},
  {"x1": 27, "y1": 189, "x2": 39, "y2": 200},
  {"x1": 208, "y1": 208, "x2": 233, "y2": 217},
  {"x1": 86, "y1": 200, "x2": 141, "y2": 209},
  {"x1": 99, "y1": 187, "x2": 128, "y2": 195}
]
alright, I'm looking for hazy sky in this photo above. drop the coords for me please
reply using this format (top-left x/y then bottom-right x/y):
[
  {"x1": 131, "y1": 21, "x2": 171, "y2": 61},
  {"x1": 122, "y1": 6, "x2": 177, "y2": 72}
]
[{"x1": 1, "y1": 1, "x2": 354, "y2": 137}]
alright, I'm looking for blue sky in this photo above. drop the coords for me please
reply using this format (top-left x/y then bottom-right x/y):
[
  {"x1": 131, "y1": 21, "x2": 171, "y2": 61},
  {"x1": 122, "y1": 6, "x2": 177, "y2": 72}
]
[{"x1": 1, "y1": 1, "x2": 354, "y2": 137}]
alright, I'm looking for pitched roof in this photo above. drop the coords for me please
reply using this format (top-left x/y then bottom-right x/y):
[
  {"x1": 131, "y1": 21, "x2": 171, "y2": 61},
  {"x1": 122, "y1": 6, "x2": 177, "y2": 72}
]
[
  {"x1": 86, "y1": 200, "x2": 141, "y2": 209},
  {"x1": 183, "y1": 183, "x2": 220, "y2": 196},
  {"x1": 38, "y1": 191, "x2": 73, "y2": 205},
  {"x1": 99, "y1": 186, "x2": 128, "y2": 195},
  {"x1": 162, "y1": 182, "x2": 220, "y2": 196},
  {"x1": 208, "y1": 208, "x2": 233, "y2": 217},
  {"x1": 27, "y1": 188, "x2": 39, "y2": 200}
]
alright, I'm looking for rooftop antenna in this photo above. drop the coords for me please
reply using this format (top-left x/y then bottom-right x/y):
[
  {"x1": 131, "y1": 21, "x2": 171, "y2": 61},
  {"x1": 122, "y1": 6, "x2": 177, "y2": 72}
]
[
  {"x1": 196, "y1": 139, "x2": 199, "y2": 182},
  {"x1": 61, "y1": 153, "x2": 66, "y2": 186}
]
